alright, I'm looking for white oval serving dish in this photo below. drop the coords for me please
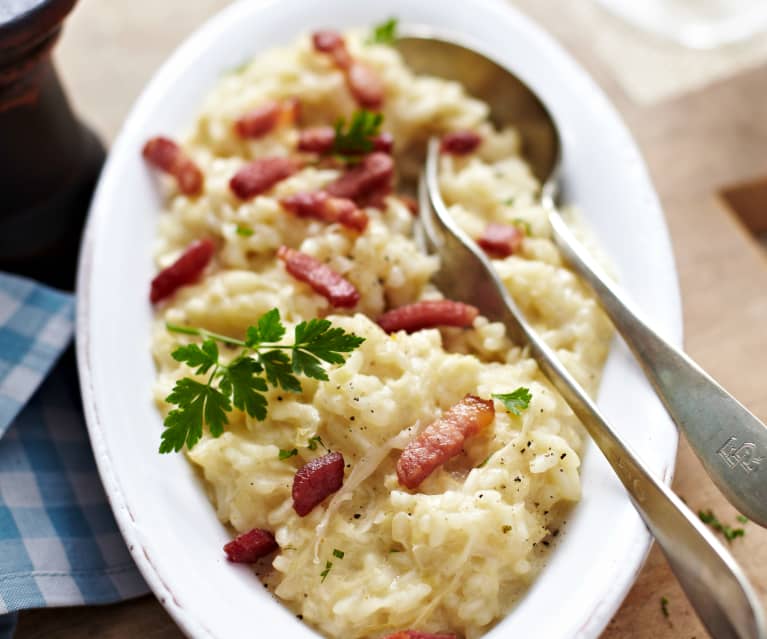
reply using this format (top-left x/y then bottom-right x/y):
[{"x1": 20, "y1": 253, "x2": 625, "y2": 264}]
[{"x1": 76, "y1": 0, "x2": 683, "y2": 637}]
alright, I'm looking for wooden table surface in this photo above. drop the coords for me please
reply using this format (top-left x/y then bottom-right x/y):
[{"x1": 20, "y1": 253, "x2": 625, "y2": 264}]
[{"x1": 16, "y1": 1, "x2": 767, "y2": 637}]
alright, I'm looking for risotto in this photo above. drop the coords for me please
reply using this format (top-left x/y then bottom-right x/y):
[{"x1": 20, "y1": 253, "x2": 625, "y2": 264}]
[{"x1": 147, "y1": 25, "x2": 613, "y2": 639}]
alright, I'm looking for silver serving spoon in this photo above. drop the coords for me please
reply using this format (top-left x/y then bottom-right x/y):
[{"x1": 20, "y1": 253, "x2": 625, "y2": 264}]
[
  {"x1": 394, "y1": 34, "x2": 767, "y2": 639},
  {"x1": 396, "y1": 33, "x2": 767, "y2": 528}
]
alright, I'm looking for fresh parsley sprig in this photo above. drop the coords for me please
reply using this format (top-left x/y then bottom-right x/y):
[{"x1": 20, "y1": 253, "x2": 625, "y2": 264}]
[
  {"x1": 492, "y1": 387, "x2": 532, "y2": 415},
  {"x1": 332, "y1": 109, "x2": 383, "y2": 160},
  {"x1": 367, "y1": 18, "x2": 398, "y2": 45},
  {"x1": 160, "y1": 309, "x2": 364, "y2": 454}
]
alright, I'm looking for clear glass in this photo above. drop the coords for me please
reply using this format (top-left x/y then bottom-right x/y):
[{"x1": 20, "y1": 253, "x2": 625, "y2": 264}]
[{"x1": 595, "y1": 0, "x2": 767, "y2": 48}]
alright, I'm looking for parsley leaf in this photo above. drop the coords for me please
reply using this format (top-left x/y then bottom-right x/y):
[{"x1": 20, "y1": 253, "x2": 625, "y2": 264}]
[
  {"x1": 161, "y1": 309, "x2": 363, "y2": 453},
  {"x1": 260, "y1": 350, "x2": 302, "y2": 392},
  {"x1": 171, "y1": 340, "x2": 219, "y2": 375},
  {"x1": 279, "y1": 448, "x2": 298, "y2": 460},
  {"x1": 736, "y1": 514, "x2": 749, "y2": 524},
  {"x1": 294, "y1": 318, "x2": 366, "y2": 365},
  {"x1": 332, "y1": 548, "x2": 345, "y2": 559},
  {"x1": 331, "y1": 110, "x2": 383, "y2": 159},
  {"x1": 219, "y1": 357, "x2": 268, "y2": 420},
  {"x1": 161, "y1": 378, "x2": 231, "y2": 452},
  {"x1": 320, "y1": 560, "x2": 333, "y2": 582},
  {"x1": 492, "y1": 387, "x2": 533, "y2": 415},
  {"x1": 367, "y1": 18, "x2": 398, "y2": 45},
  {"x1": 246, "y1": 308, "x2": 286, "y2": 345},
  {"x1": 236, "y1": 225, "x2": 254, "y2": 237}
]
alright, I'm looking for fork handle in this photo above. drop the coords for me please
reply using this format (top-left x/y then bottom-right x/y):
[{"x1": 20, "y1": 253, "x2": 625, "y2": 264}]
[{"x1": 549, "y1": 208, "x2": 767, "y2": 527}]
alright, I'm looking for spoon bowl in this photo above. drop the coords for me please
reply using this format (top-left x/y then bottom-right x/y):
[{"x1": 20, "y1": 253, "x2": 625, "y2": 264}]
[{"x1": 395, "y1": 34, "x2": 560, "y2": 192}]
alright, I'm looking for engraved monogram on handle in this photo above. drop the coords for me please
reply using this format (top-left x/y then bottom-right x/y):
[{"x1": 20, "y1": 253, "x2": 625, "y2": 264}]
[{"x1": 718, "y1": 436, "x2": 764, "y2": 473}]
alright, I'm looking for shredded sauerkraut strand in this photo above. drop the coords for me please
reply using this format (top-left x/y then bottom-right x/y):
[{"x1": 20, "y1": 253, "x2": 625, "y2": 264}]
[{"x1": 312, "y1": 423, "x2": 418, "y2": 561}]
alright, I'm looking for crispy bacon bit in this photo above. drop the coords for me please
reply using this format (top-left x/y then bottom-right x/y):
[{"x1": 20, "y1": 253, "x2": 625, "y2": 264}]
[
  {"x1": 397, "y1": 395, "x2": 495, "y2": 489},
  {"x1": 326, "y1": 152, "x2": 394, "y2": 203},
  {"x1": 277, "y1": 246, "x2": 360, "y2": 307},
  {"x1": 313, "y1": 30, "x2": 344, "y2": 53},
  {"x1": 312, "y1": 29, "x2": 384, "y2": 107},
  {"x1": 346, "y1": 61, "x2": 384, "y2": 108},
  {"x1": 477, "y1": 223, "x2": 524, "y2": 258},
  {"x1": 142, "y1": 136, "x2": 204, "y2": 196},
  {"x1": 229, "y1": 157, "x2": 300, "y2": 200},
  {"x1": 297, "y1": 127, "x2": 392, "y2": 156},
  {"x1": 381, "y1": 632, "x2": 457, "y2": 639},
  {"x1": 373, "y1": 132, "x2": 394, "y2": 154},
  {"x1": 234, "y1": 98, "x2": 300, "y2": 139},
  {"x1": 378, "y1": 300, "x2": 479, "y2": 334},
  {"x1": 224, "y1": 528, "x2": 278, "y2": 563},
  {"x1": 298, "y1": 126, "x2": 335, "y2": 153},
  {"x1": 440, "y1": 130, "x2": 482, "y2": 155},
  {"x1": 292, "y1": 451, "x2": 345, "y2": 516},
  {"x1": 150, "y1": 238, "x2": 215, "y2": 304},
  {"x1": 281, "y1": 191, "x2": 368, "y2": 232}
]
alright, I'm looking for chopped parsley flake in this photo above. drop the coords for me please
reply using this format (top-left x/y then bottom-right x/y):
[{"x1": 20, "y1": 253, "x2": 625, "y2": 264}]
[
  {"x1": 477, "y1": 455, "x2": 492, "y2": 468},
  {"x1": 492, "y1": 387, "x2": 532, "y2": 415},
  {"x1": 307, "y1": 435, "x2": 326, "y2": 451},
  {"x1": 320, "y1": 560, "x2": 333, "y2": 582},
  {"x1": 236, "y1": 225, "x2": 254, "y2": 237},
  {"x1": 660, "y1": 596, "x2": 670, "y2": 619},
  {"x1": 332, "y1": 548, "x2": 345, "y2": 559},
  {"x1": 279, "y1": 448, "x2": 298, "y2": 460},
  {"x1": 698, "y1": 509, "x2": 746, "y2": 542},
  {"x1": 512, "y1": 218, "x2": 532, "y2": 236},
  {"x1": 367, "y1": 18, "x2": 398, "y2": 45},
  {"x1": 736, "y1": 514, "x2": 749, "y2": 524}
]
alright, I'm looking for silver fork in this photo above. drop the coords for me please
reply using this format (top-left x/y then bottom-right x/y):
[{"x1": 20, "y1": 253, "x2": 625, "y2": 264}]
[{"x1": 418, "y1": 137, "x2": 766, "y2": 639}]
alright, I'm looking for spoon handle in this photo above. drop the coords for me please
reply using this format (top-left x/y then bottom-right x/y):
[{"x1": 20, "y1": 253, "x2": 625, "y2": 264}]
[{"x1": 548, "y1": 208, "x2": 767, "y2": 527}]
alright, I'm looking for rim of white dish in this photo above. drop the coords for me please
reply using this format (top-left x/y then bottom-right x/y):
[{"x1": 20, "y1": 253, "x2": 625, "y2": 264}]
[{"x1": 76, "y1": 1, "x2": 683, "y2": 638}]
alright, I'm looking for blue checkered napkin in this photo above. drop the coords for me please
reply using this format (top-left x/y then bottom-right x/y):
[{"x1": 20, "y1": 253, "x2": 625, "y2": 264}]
[
  {"x1": 0, "y1": 273, "x2": 148, "y2": 635},
  {"x1": 0, "y1": 273, "x2": 74, "y2": 438}
]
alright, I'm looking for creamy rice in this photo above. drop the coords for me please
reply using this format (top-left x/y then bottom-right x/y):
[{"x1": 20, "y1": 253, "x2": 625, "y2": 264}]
[{"x1": 150, "y1": 30, "x2": 613, "y2": 639}]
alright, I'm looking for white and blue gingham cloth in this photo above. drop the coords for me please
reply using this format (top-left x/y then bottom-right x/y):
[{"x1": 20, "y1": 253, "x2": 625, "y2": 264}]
[{"x1": 0, "y1": 273, "x2": 147, "y2": 636}]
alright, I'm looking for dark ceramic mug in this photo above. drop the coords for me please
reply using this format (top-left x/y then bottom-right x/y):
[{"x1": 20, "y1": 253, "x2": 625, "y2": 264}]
[{"x1": 0, "y1": 0, "x2": 104, "y2": 289}]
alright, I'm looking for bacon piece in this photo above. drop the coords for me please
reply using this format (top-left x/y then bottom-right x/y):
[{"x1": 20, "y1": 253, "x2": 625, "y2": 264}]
[
  {"x1": 312, "y1": 29, "x2": 384, "y2": 107},
  {"x1": 313, "y1": 30, "x2": 344, "y2": 53},
  {"x1": 440, "y1": 130, "x2": 482, "y2": 155},
  {"x1": 397, "y1": 395, "x2": 495, "y2": 489},
  {"x1": 381, "y1": 632, "x2": 457, "y2": 639},
  {"x1": 277, "y1": 246, "x2": 360, "y2": 307},
  {"x1": 326, "y1": 152, "x2": 394, "y2": 203},
  {"x1": 229, "y1": 157, "x2": 300, "y2": 200},
  {"x1": 378, "y1": 300, "x2": 478, "y2": 334},
  {"x1": 298, "y1": 126, "x2": 335, "y2": 153},
  {"x1": 298, "y1": 127, "x2": 392, "y2": 156},
  {"x1": 234, "y1": 98, "x2": 300, "y2": 139},
  {"x1": 281, "y1": 191, "x2": 368, "y2": 232},
  {"x1": 346, "y1": 61, "x2": 384, "y2": 108},
  {"x1": 373, "y1": 132, "x2": 394, "y2": 154},
  {"x1": 142, "y1": 136, "x2": 204, "y2": 196},
  {"x1": 292, "y1": 451, "x2": 345, "y2": 516},
  {"x1": 150, "y1": 238, "x2": 215, "y2": 304},
  {"x1": 477, "y1": 223, "x2": 524, "y2": 258},
  {"x1": 224, "y1": 527, "x2": 278, "y2": 563}
]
